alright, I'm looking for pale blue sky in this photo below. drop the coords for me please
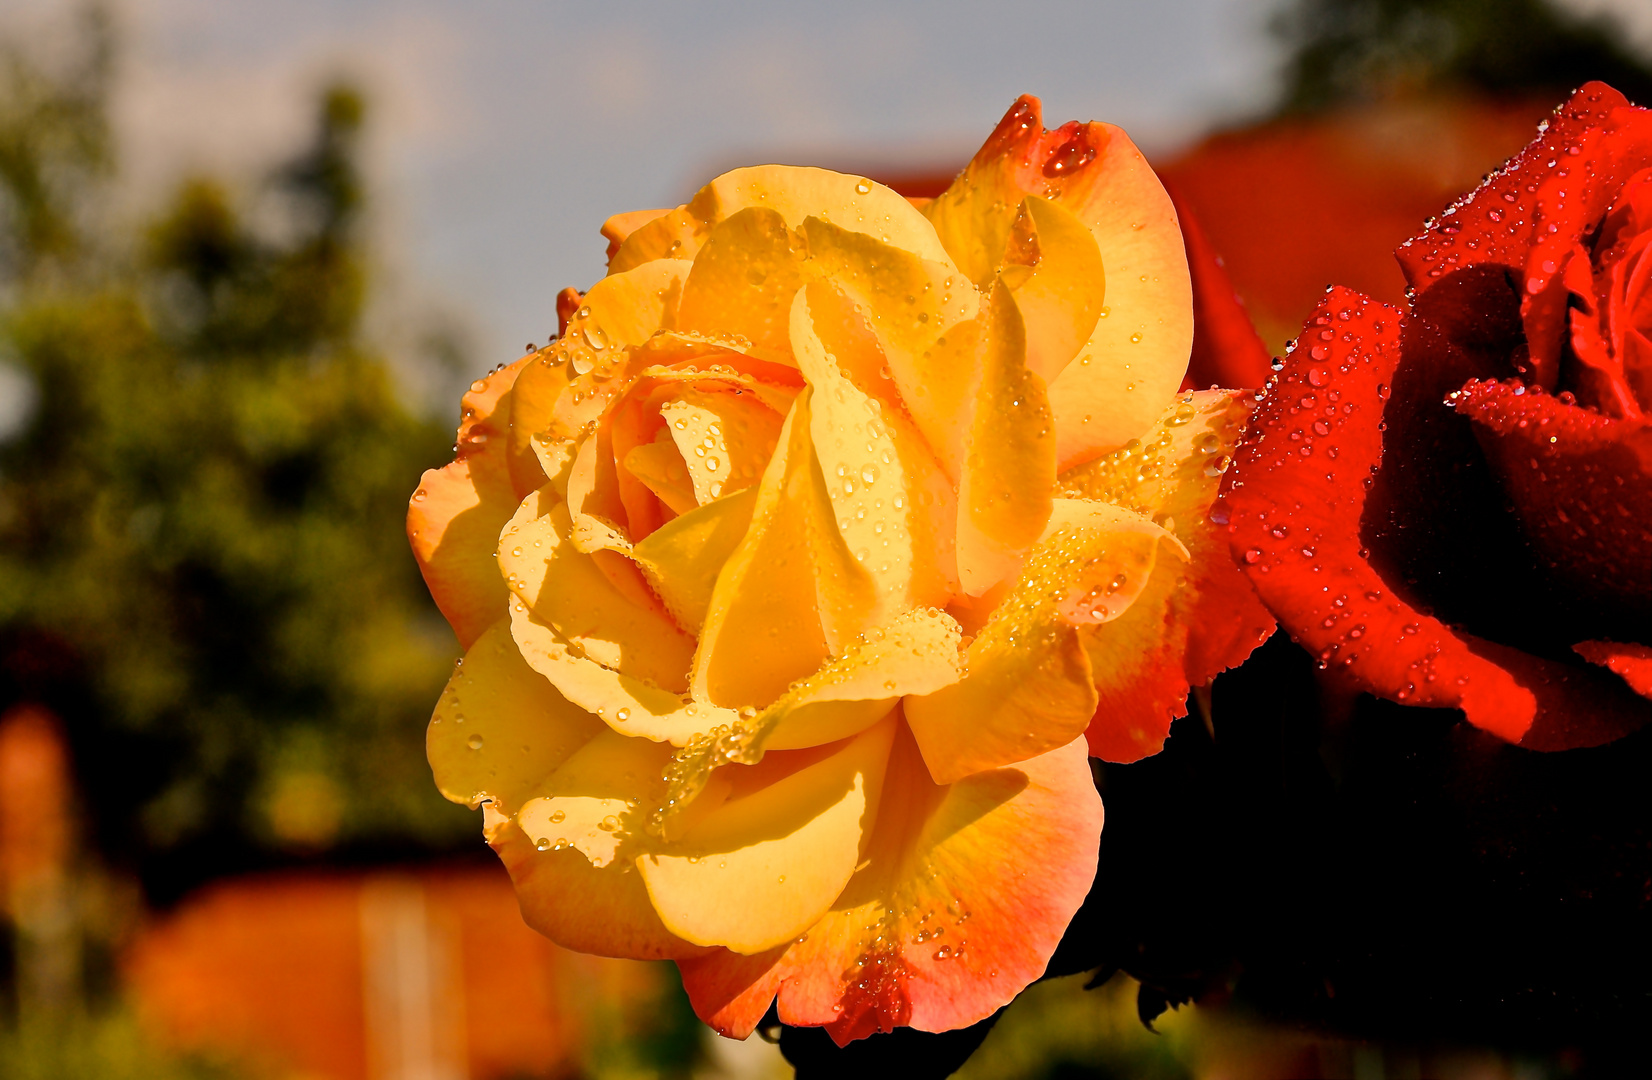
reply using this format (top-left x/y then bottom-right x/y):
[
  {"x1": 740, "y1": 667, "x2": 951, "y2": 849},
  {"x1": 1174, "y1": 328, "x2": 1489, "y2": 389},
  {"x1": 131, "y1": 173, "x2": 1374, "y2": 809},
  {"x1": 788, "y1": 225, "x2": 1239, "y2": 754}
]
[
  {"x1": 103, "y1": 0, "x2": 1282, "y2": 376},
  {"x1": 11, "y1": 0, "x2": 1652, "y2": 390}
]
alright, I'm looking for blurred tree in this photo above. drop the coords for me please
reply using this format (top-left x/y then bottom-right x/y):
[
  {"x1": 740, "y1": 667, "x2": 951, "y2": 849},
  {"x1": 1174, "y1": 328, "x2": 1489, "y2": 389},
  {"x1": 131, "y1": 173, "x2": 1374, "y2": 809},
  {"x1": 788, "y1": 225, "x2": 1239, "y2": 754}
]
[
  {"x1": 1273, "y1": 0, "x2": 1652, "y2": 111},
  {"x1": 0, "y1": 8, "x2": 472, "y2": 906}
]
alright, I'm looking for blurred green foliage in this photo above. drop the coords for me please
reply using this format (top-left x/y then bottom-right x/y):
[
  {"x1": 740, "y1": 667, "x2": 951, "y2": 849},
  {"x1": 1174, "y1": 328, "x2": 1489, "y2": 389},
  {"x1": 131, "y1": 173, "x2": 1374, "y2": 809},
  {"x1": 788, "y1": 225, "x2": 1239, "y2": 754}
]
[
  {"x1": 0, "y1": 1006, "x2": 238, "y2": 1080},
  {"x1": 955, "y1": 974, "x2": 1194, "y2": 1080},
  {"x1": 1274, "y1": 0, "x2": 1652, "y2": 111},
  {"x1": 0, "y1": 8, "x2": 472, "y2": 901}
]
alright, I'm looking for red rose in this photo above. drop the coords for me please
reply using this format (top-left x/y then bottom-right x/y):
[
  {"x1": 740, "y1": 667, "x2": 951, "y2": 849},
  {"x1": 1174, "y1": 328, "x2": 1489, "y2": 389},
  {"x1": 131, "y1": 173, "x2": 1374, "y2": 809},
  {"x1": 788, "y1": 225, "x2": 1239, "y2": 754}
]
[{"x1": 1221, "y1": 82, "x2": 1651, "y2": 750}]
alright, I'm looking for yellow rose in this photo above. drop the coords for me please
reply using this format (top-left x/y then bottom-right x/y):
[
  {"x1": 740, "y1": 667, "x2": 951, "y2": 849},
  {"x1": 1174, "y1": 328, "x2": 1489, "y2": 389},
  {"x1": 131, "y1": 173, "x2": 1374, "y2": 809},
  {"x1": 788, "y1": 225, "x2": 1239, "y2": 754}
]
[{"x1": 408, "y1": 96, "x2": 1270, "y2": 1043}]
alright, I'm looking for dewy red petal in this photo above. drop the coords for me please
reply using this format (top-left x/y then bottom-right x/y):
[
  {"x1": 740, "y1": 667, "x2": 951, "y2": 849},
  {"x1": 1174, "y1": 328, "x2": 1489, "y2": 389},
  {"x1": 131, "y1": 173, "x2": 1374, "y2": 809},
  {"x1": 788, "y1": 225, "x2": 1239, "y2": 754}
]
[
  {"x1": 1448, "y1": 377, "x2": 1652, "y2": 632},
  {"x1": 1574, "y1": 640, "x2": 1652, "y2": 699},
  {"x1": 1223, "y1": 288, "x2": 1535, "y2": 741},
  {"x1": 1396, "y1": 83, "x2": 1629, "y2": 296}
]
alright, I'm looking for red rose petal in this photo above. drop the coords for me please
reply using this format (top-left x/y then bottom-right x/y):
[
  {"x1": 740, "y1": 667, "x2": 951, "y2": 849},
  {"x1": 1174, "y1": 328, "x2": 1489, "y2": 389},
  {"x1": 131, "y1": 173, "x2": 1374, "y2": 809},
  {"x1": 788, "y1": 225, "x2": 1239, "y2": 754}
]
[
  {"x1": 1463, "y1": 637, "x2": 1651, "y2": 750},
  {"x1": 1396, "y1": 83, "x2": 1631, "y2": 295},
  {"x1": 1574, "y1": 640, "x2": 1652, "y2": 699},
  {"x1": 1448, "y1": 378, "x2": 1652, "y2": 635},
  {"x1": 1223, "y1": 287, "x2": 1536, "y2": 742}
]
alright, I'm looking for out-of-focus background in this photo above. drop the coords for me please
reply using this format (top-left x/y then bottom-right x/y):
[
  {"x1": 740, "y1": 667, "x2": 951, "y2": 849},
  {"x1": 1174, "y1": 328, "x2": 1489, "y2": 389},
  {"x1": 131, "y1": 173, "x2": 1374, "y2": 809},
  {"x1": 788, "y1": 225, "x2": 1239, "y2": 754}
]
[{"x1": 0, "y1": 1, "x2": 1645, "y2": 1078}]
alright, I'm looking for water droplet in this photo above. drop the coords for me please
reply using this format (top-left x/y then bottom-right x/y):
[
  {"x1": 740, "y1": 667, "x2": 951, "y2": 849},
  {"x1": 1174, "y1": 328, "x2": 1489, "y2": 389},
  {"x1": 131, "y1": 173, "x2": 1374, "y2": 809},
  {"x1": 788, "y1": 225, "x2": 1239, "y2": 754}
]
[{"x1": 467, "y1": 734, "x2": 484, "y2": 750}]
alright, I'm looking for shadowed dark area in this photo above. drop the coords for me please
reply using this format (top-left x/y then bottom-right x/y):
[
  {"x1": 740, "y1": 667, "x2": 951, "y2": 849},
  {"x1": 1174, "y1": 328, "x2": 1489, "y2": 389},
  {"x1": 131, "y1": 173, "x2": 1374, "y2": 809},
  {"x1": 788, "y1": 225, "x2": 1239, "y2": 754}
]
[{"x1": 1075, "y1": 633, "x2": 1652, "y2": 1073}]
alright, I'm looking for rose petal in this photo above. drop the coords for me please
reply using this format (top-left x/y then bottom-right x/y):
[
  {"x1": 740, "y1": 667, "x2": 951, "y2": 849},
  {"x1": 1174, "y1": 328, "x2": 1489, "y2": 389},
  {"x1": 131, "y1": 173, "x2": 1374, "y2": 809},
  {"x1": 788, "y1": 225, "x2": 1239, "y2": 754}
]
[
  {"x1": 427, "y1": 619, "x2": 604, "y2": 816},
  {"x1": 955, "y1": 284, "x2": 1057, "y2": 595},
  {"x1": 694, "y1": 387, "x2": 877, "y2": 708},
  {"x1": 630, "y1": 486, "x2": 760, "y2": 636},
  {"x1": 1574, "y1": 640, "x2": 1652, "y2": 699},
  {"x1": 757, "y1": 608, "x2": 964, "y2": 753},
  {"x1": 907, "y1": 499, "x2": 1171, "y2": 784},
  {"x1": 659, "y1": 389, "x2": 784, "y2": 507},
  {"x1": 1449, "y1": 377, "x2": 1652, "y2": 636},
  {"x1": 428, "y1": 624, "x2": 703, "y2": 962},
  {"x1": 677, "y1": 729, "x2": 1101, "y2": 1044},
  {"x1": 408, "y1": 357, "x2": 530, "y2": 648},
  {"x1": 654, "y1": 608, "x2": 963, "y2": 838},
  {"x1": 506, "y1": 353, "x2": 572, "y2": 498},
  {"x1": 793, "y1": 281, "x2": 959, "y2": 614},
  {"x1": 1397, "y1": 82, "x2": 1632, "y2": 296},
  {"x1": 676, "y1": 207, "x2": 814, "y2": 362},
  {"x1": 1059, "y1": 390, "x2": 1274, "y2": 761},
  {"x1": 999, "y1": 195, "x2": 1107, "y2": 384},
  {"x1": 623, "y1": 430, "x2": 699, "y2": 515},
  {"x1": 601, "y1": 207, "x2": 670, "y2": 258},
  {"x1": 1223, "y1": 288, "x2": 1535, "y2": 741},
  {"x1": 517, "y1": 727, "x2": 675, "y2": 868},
  {"x1": 490, "y1": 818, "x2": 705, "y2": 961},
  {"x1": 510, "y1": 600, "x2": 737, "y2": 747},
  {"x1": 1465, "y1": 638, "x2": 1651, "y2": 750},
  {"x1": 499, "y1": 497, "x2": 695, "y2": 692},
  {"x1": 611, "y1": 165, "x2": 951, "y2": 275},
  {"x1": 544, "y1": 260, "x2": 697, "y2": 445},
  {"x1": 639, "y1": 715, "x2": 897, "y2": 954},
  {"x1": 925, "y1": 95, "x2": 1192, "y2": 469}
]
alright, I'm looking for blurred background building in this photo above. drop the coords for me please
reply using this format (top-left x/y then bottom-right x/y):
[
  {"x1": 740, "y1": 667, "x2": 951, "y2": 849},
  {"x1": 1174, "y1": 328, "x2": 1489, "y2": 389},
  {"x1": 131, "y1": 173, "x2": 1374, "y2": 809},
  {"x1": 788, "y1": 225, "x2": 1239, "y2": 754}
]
[{"x1": 0, "y1": 1, "x2": 1646, "y2": 1077}]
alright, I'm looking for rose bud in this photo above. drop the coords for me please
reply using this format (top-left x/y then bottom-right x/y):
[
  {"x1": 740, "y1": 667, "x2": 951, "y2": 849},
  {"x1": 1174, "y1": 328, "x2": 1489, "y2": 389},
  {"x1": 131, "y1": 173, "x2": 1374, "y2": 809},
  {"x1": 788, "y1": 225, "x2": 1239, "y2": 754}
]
[
  {"x1": 408, "y1": 96, "x2": 1270, "y2": 1044},
  {"x1": 1223, "y1": 82, "x2": 1652, "y2": 751}
]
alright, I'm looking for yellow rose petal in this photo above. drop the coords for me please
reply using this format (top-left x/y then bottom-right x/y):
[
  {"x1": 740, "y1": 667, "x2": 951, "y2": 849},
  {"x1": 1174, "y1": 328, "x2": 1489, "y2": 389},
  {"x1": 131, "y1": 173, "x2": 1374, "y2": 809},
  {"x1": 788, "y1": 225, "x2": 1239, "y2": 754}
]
[
  {"x1": 566, "y1": 419, "x2": 632, "y2": 553},
  {"x1": 544, "y1": 258, "x2": 695, "y2": 441},
  {"x1": 601, "y1": 207, "x2": 671, "y2": 252},
  {"x1": 955, "y1": 284, "x2": 1056, "y2": 595},
  {"x1": 517, "y1": 728, "x2": 675, "y2": 867},
  {"x1": 1043, "y1": 133, "x2": 1190, "y2": 470},
  {"x1": 659, "y1": 388, "x2": 784, "y2": 506},
  {"x1": 791, "y1": 282, "x2": 958, "y2": 616},
  {"x1": 676, "y1": 728, "x2": 1101, "y2": 1040},
  {"x1": 801, "y1": 215, "x2": 978, "y2": 381},
  {"x1": 499, "y1": 495, "x2": 694, "y2": 693},
  {"x1": 408, "y1": 359, "x2": 526, "y2": 649},
  {"x1": 427, "y1": 619, "x2": 605, "y2": 816},
  {"x1": 623, "y1": 430, "x2": 699, "y2": 516},
  {"x1": 653, "y1": 607, "x2": 963, "y2": 844},
  {"x1": 1001, "y1": 195, "x2": 1107, "y2": 385},
  {"x1": 908, "y1": 499, "x2": 1177, "y2": 783},
  {"x1": 920, "y1": 101, "x2": 1191, "y2": 468},
  {"x1": 638, "y1": 714, "x2": 896, "y2": 954},
  {"x1": 612, "y1": 166, "x2": 950, "y2": 275},
  {"x1": 758, "y1": 606, "x2": 964, "y2": 752},
  {"x1": 510, "y1": 607, "x2": 737, "y2": 746},
  {"x1": 693, "y1": 388, "x2": 874, "y2": 708},
  {"x1": 506, "y1": 353, "x2": 573, "y2": 498},
  {"x1": 631, "y1": 485, "x2": 760, "y2": 636},
  {"x1": 1061, "y1": 390, "x2": 1274, "y2": 763},
  {"x1": 676, "y1": 207, "x2": 812, "y2": 362},
  {"x1": 490, "y1": 818, "x2": 706, "y2": 961}
]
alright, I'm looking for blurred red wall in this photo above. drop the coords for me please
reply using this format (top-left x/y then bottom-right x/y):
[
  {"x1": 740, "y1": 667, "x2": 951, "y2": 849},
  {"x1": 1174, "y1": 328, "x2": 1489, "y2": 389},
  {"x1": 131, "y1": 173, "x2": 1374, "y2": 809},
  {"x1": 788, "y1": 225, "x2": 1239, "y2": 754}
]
[{"x1": 125, "y1": 866, "x2": 666, "y2": 1080}]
